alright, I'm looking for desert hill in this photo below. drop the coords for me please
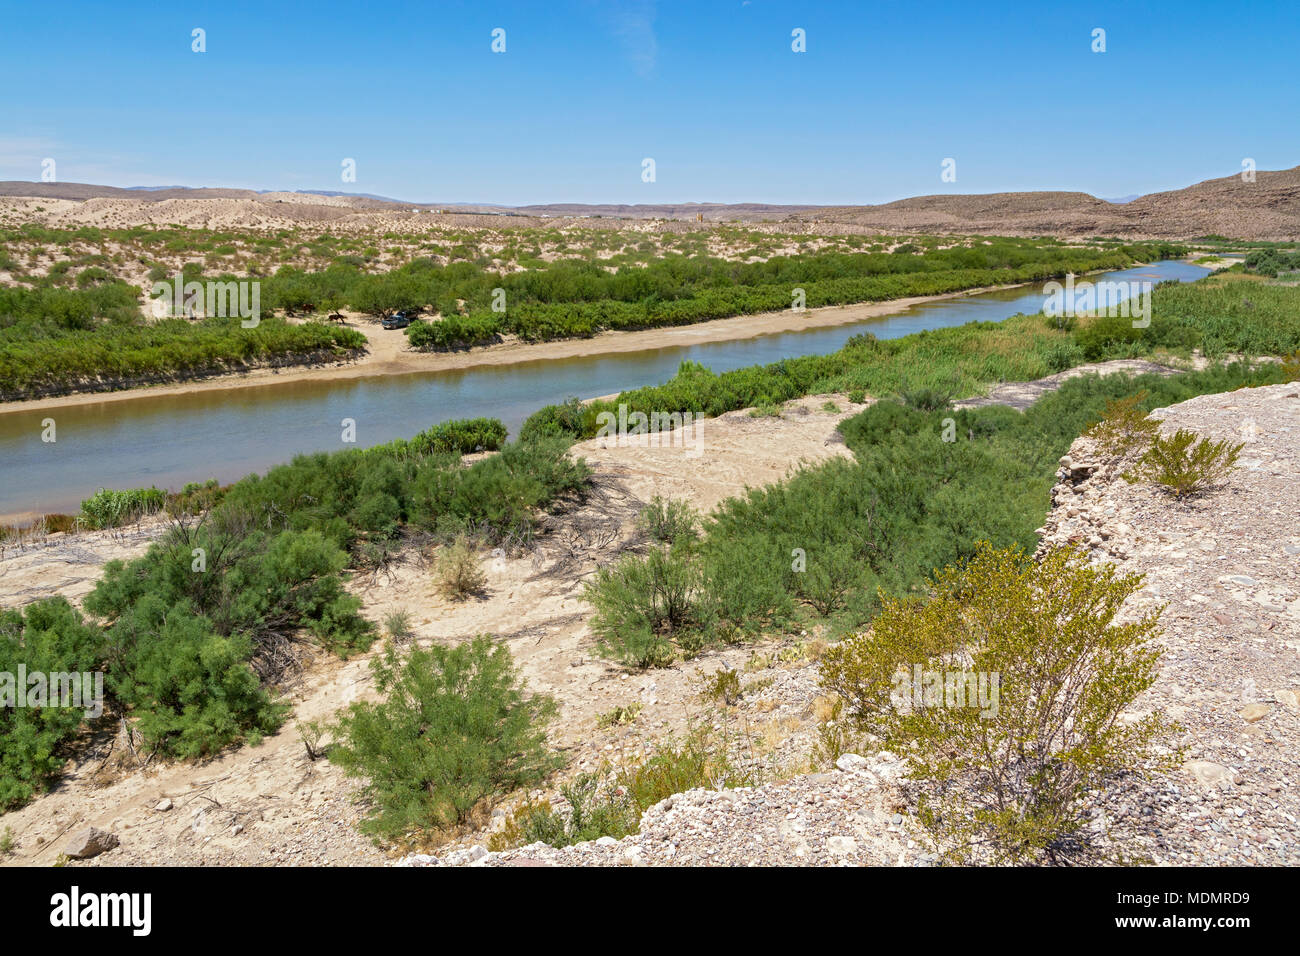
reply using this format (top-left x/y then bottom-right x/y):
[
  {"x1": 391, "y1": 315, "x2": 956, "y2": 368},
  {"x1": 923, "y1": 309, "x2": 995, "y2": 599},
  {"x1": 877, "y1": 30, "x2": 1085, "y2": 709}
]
[
  {"x1": 803, "y1": 167, "x2": 1300, "y2": 239},
  {"x1": 2, "y1": 166, "x2": 1297, "y2": 239}
]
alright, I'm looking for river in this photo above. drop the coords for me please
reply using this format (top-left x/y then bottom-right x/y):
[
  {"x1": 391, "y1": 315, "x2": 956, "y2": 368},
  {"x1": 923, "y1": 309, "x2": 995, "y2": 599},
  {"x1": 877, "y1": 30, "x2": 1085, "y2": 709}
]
[{"x1": 0, "y1": 260, "x2": 1208, "y2": 518}]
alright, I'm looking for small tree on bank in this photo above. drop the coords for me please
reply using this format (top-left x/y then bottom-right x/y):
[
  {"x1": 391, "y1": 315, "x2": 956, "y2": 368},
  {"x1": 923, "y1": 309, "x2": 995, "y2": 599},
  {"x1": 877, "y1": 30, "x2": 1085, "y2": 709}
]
[
  {"x1": 330, "y1": 636, "x2": 560, "y2": 841},
  {"x1": 819, "y1": 543, "x2": 1180, "y2": 863}
]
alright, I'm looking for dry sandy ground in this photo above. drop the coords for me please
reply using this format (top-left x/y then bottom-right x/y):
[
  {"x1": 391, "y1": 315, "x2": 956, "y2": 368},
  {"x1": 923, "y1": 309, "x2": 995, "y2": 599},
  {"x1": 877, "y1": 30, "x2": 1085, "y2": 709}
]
[{"x1": 1, "y1": 280, "x2": 1031, "y2": 416}]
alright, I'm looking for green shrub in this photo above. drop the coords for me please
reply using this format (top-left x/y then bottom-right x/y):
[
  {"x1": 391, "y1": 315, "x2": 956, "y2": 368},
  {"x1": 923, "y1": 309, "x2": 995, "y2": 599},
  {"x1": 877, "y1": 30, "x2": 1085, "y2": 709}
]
[
  {"x1": 819, "y1": 543, "x2": 1178, "y2": 863},
  {"x1": 383, "y1": 609, "x2": 413, "y2": 642},
  {"x1": 410, "y1": 417, "x2": 507, "y2": 455},
  {"x1": 1123, "y1": 428, "x2": 1243, "y2": 498},
  {"x1": 410, "y1": 439, "x2": 590, "y2": 545},
  {"x1": 0, "y1": 599, "x2": 103, "y2": 809},
  {"x1": 330, "y1": 636, "x2": 561, "y2": 840},
  {"x1": 405, "y1": 312, "x2": 503, "y2": 350},
  {"x1": 1043, "y1": 339, "x2": 1085, "y2": 372},
  {"x1": 898, "y1": 386, "x2": 953, "y2": 412},
  {"x1": 1243, "y1": 248, "x2": 1300, "y2": 277},
  {"x1": 699, "y1": 532, "x2": 795, "y2": 630},
  {"x1": 792, "y1": 542, "x2": 860, "y2": 616},
  {"x1": 85, "y1": 521, "x2": 371, "y2": 757},
  {"x1": 99, "y1": 605, "x2": 284, "y2": 759},
  {"x1": 1073, "y1": 313, "x2": 1147, "y2": 360},
  {"x1": 702, "y1": 668, "x2": 743, "y2": 706},
  {"x1": 503, "y1": 772, "x2": 640, "y2": 848},
  {"x1": 517, "y1": 397, "x2": 595, "y2": 443},
  {"x1": 79, "y1": 487, "x2": 166, "y2": 529},
  {"x1": 584, "y1": 546, "x2": 704, "y2": 668},
  {"x1": 635, "y1": 496, "x2": 699, "y2": 546},
  {"x1": 1081, "y1": 391, "x2": 1160, "y2": 458}
]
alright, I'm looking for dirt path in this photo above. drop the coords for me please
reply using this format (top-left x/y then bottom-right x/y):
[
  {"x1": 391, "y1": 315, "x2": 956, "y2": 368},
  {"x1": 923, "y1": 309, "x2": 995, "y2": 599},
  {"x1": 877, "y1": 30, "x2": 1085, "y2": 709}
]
[{"x1": 953, "y1": 359, "x2": 1182, "y2": 412}]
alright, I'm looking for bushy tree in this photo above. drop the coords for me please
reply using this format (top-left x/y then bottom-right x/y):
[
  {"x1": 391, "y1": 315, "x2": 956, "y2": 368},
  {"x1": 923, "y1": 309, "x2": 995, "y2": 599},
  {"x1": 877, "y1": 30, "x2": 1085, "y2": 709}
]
[
  {"x1": 330, "y1": 636, "x2": 560, "y2": 840},
  {"x1": 584, "y1": 546, "x2": 704, "y2": 668},
  {"x1": 820, "y1": 543, "x2": 1178, "y2": 863},
  {"x1": 85, "y1": 522, "x2": 371, "y2": 757},
  {"x1": 0, "y1": 599, "x2": 103, "y2": 809},
  {"x1": 635, "y1": 496, "x2": 699, "y2": 546},
  {"x1": 101, "y1": 604, "x2": 284, "y2": 759}
]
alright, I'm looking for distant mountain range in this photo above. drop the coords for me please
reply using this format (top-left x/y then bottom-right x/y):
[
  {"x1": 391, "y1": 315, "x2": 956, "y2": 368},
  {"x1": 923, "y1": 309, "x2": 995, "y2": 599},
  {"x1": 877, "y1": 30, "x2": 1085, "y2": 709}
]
[{"x1": 2, "y1": 166, "x2": 1297, "y2": 239}]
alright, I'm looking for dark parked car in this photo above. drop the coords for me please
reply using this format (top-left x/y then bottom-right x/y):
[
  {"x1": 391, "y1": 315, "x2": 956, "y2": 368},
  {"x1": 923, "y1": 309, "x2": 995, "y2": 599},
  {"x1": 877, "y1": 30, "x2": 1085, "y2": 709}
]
[{"x1": 381, "y1": 312, "x2": 414, "y2": 330}]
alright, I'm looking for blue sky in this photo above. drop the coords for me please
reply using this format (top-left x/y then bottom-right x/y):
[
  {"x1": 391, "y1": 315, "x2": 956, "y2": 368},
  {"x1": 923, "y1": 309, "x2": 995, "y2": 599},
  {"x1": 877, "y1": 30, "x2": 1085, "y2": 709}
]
[{"x1": 1, "y1": 0, "x2": 1295, "y2": 205}]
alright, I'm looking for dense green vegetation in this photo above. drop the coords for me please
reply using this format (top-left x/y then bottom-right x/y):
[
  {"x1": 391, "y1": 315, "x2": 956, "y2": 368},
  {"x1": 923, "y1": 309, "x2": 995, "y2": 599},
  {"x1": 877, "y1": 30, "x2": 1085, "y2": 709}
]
[
  {"x1": 1074, "y1": 275, "x2": 1300, "y2": 360},
  {"x1": 0, "y1": 281, "x2": 142, "y2": 327},
  {"x1": 1242, "y1": 248, "x2": 1300, "y2": 277},
  {"x1": 582, "y1": 363, "x2": 1291, "y2": 666},
  {"x1": 5, "y1": 258, "x2": 1295, "y2": 842},
  {"x1": 78, "y1": 487, "x2": 167, "y2": 529},
  {"x1": 396, "y1": 417, "x2": 506, "y2": 456},
  {"x1": 1, "y1": 236, "x2": 1181, "y2": 398},
  {"x1": 0, "y1": 279, "x2": 365, "y2": 400},
  {"x1": 264, "y1": 240, "x2": 1179, "y2": 349},
  {"x1": 0, "y1": 599, "x2": 103, "y2": 810}
]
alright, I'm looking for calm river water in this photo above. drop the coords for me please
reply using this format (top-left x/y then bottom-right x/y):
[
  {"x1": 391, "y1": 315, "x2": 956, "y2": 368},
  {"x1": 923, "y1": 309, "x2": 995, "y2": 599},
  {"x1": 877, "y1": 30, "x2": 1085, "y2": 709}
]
[{"x1": 0, "y1": 260, "x2": 1207, "y2": 518}]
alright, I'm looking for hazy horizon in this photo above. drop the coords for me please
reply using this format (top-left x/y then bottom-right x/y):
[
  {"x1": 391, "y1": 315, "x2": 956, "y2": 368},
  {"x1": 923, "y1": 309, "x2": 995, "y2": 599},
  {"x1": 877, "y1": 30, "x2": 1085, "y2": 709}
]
[{"x1": 0, "y1": 169, "x2": 1270, "y2": 209}]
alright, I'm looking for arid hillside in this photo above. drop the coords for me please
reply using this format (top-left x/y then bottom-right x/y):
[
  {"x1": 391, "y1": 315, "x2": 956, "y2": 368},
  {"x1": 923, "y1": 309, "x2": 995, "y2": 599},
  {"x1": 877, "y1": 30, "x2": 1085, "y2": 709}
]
[
  {"x1": 3, "y1": 165, "x2": 1297, "y2": 239},
  {"x1": 805, "y1": 167, "x2": 1300, "y2": 239}
]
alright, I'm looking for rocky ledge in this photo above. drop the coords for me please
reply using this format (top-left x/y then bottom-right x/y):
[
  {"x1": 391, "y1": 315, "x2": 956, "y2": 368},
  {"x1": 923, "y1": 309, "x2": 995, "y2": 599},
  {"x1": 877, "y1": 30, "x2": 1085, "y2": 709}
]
[
  {"x1": 396, "y1": 751, "x2": 921, "y2": 867},
  {"x1": 1037, "y1": 382, "x2": 1300, "y2": 864}
]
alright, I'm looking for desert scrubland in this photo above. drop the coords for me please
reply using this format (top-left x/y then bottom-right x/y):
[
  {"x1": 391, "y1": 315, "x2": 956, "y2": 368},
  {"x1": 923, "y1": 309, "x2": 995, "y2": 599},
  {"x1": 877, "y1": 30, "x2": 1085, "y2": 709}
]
[{"x1": 2, "y1": 174, "x2": 1299, "y2": 868}]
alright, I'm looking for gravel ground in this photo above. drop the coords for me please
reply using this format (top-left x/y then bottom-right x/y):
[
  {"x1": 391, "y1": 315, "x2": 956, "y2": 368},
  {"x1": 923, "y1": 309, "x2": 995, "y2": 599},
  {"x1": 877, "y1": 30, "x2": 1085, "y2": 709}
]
[
  {"x1": 397, "y1": 752, "x2": 920, "y2": 868},
  {"x1": 1037, "y1": 382, "x2": 1300, "y2": 864}
]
